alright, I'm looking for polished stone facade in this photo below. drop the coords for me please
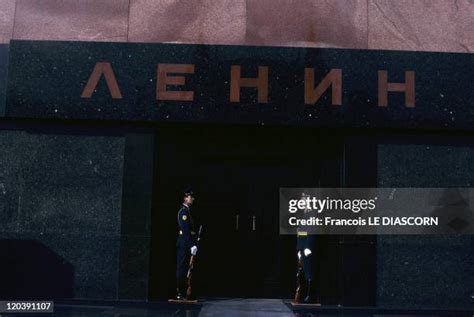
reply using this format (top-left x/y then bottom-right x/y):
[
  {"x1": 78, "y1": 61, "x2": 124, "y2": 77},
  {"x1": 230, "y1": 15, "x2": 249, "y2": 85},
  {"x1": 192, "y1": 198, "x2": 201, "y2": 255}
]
[
  {"x1": 1, "y1": 0, "x2": 473, "y2": 53},
  {"x1": 0, "y1": 44, "x2": 7, "y2": 116},
  {"x1": 0, "y1": 129, "x2": 126, "y2": 299},
  {"x1": 0, "y1": 37, "x2": 473, "y2": 310},
  {"x1": 118, "y1": 133, "x2": 154, "y2": 299},
  {"x1": 0, "y1": 0, "x2": 15, "y2": 44},
  {"x1": 368, "y1": 0, "x2": 474, "y2": 53},
  {"x1": 378, "y1": 142, "x2": 474, "y2": 309},
  {"x1": 5, "y1": 41, "x2": 474, "y2": 130}
]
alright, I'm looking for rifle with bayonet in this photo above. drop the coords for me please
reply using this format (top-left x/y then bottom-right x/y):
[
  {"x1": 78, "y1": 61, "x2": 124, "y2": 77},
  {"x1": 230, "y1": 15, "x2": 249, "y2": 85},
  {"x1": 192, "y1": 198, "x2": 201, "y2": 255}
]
[
  {"x1": 186, "y1": 225, "x2": 203, "y2": 299},
  {"x1": 294, "y1": 256, "x2": 305, "y2": 303}
]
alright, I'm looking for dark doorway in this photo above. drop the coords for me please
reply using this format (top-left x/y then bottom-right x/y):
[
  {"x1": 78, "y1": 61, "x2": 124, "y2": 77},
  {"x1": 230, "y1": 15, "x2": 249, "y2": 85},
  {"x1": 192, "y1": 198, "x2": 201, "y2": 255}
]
[{"x1": 148, "y1": 124, "x2": 376, "y2": 305}]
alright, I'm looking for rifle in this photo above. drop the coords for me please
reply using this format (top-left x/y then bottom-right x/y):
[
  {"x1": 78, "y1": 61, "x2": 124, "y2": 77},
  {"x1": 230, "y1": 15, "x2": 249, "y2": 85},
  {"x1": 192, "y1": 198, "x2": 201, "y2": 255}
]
[
  {"x1": 294, "y1": 257, "x2": 305, "y2": 303},
  {"x1": 186, "y1": 225, "x2": 203, "y2": 299}
]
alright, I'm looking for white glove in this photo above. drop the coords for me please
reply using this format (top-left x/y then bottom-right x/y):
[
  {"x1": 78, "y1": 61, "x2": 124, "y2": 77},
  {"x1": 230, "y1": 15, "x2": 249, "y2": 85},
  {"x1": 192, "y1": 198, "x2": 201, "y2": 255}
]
[
  {"x1": 304, "y1": 248, "x2": 312, "y2": 257},
  {"x1": 190, "y1": 245, "x2": 198, "y2": 256},
  {"x1": 297, "y1": 251, "x2": 302, "y2": 260}
]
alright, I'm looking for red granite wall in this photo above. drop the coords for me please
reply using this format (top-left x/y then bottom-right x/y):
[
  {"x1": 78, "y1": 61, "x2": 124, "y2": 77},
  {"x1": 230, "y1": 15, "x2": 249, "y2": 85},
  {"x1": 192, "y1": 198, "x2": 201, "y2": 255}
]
[{"x1": 0, "y1": 0, "x2": 472, "y2": 52}]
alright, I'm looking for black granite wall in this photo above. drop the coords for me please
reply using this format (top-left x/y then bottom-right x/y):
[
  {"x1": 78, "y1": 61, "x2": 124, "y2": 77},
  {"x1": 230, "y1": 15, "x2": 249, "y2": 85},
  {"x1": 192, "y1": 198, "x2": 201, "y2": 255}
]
[
  {"x1": 0, "y1": 45, "x2": 8, "y2": 116},
  {"x1": 377, "y1": 140, "x2": 474, "y2": 309},
  {"x1": 118, "y1": 132, "x2": 154, "y2": 300},
  {"x1": 6, "y1": 40, "x2": 474, "y2": 131},
  {"x1": 0, "y1": 128, "x2": 126, "y2": 299}
]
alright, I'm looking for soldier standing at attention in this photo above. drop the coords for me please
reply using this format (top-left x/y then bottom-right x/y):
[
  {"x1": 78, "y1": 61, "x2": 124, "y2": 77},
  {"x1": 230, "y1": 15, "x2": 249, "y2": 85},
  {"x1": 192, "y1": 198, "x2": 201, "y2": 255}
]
[
  {"x1": 294, "y1": 192, "x2": 318, "y2": 304},
  {"x1": 176, "y1": 191, "x2": 198, "y2": 300}
]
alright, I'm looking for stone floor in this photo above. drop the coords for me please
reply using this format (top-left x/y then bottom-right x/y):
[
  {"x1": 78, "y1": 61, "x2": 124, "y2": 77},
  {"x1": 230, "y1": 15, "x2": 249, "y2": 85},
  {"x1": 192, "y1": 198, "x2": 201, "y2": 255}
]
[{"x1": 51, "y1": 299, "x2": 473, "y2": 317}]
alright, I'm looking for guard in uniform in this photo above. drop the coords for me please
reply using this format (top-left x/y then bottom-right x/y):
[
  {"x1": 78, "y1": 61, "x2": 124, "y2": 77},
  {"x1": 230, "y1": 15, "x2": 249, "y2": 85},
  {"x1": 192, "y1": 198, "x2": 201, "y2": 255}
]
[
  {"x1": 176, "y1": 191, "x2": 198, "y2": 300},
  {"x1": 295, "y1": 192, "x2": 318, "y2": 304}
]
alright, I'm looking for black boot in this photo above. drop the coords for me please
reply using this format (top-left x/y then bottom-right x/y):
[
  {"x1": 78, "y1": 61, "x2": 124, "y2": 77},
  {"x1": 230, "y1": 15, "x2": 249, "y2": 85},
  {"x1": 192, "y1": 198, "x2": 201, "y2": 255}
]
[
  {"x1": 176, "y1": 288, "x2": 184, "y2": 300},
  {"x1": 176, "y1": 280, "x2": 186, "y2": 300},
  {"x1": 303, "y1": 279, "x2": 315, "y2": 304}
]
